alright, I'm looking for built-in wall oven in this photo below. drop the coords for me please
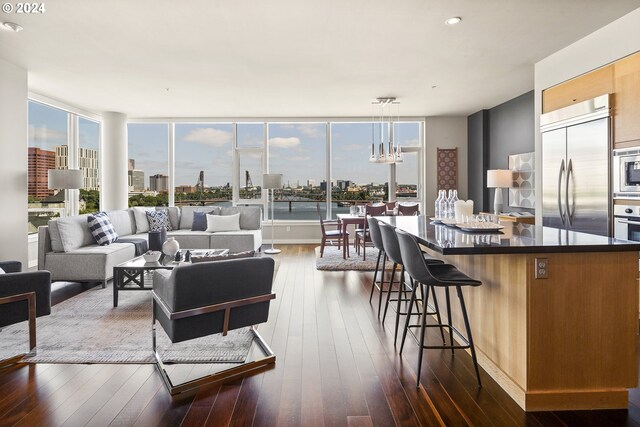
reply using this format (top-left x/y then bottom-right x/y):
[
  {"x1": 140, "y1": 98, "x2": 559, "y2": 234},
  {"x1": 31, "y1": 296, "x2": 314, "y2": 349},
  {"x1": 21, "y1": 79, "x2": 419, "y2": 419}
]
[
  {"x1": 613, "y1": 147, "x2": 640, "y2": 198},
  {"x1": 614, "y1": 204, "x2": 640, "y2": 242}
]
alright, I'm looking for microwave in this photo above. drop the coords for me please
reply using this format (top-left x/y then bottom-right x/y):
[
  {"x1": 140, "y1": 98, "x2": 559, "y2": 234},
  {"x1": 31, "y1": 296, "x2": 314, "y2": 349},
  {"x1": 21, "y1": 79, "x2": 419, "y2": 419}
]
[{"x1": 613, "y1": 147, "x2": 640, "y2": 198}]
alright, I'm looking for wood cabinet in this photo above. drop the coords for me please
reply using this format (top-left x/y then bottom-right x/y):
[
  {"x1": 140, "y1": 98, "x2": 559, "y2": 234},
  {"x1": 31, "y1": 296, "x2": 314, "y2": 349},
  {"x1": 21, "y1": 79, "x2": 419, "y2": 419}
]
[
  {"x1": 614, "y1": 52, "x2": 640, "y2": 146},
  {"x1": 542, "y1": 65, "x2": 614, "y2": 113}
]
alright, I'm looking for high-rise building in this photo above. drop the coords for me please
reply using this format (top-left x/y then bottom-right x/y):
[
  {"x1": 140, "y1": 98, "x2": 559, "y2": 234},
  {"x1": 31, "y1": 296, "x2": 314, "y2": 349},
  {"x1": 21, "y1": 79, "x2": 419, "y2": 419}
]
[
  {"x1": 320, "y1": 180, "x2": 327, "y2": 192},
  {"x1": 128, "y1": 169, "x2": 145, "y2": 191},
  {"x1": 128, "y1": 159, "x2": 135, "y2": 171},
  {"x1": 149, "y1": 174, "x2": 169, "y2": 192},
  {"x1": 79, "y1": 147, "x2": 99, "y2": 190},
  {"x1": 28, "y1": 147, "x2": 55, "y2": 198},
  {"x1": 337, "y1": 180, "x2": 351, "y2": 191},
  {"x1": 54, "y1": 145, "x2": 99, "y2": 190}
]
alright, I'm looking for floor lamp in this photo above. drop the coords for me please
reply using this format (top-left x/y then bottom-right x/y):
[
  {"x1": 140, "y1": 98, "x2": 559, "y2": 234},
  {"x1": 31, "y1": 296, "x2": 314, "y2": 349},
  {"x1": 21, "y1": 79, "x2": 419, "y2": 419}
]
[
  {"x1": 48, "y1": 169, "x2": 84, "y2": 217},
  {"x1": 263, "y1": 173, "x2": 283, "y2": 254}
]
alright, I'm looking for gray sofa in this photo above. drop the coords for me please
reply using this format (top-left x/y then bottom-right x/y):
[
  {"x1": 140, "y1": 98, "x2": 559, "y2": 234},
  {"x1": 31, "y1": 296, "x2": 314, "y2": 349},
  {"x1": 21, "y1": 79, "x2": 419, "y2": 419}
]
[{"x1": 38, "y1": 205, "x2": 263, "y2": 285}]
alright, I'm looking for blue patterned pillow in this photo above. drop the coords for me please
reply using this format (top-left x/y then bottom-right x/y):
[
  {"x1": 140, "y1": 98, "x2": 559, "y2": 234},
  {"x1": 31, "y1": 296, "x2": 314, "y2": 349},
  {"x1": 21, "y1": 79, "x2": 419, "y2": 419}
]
[
  {"x1": 87, "y1": 212, "x2": 118, "y2": 245},
  {"x1": 146, "y1": 209, "x2": 172, "y2": 231}
]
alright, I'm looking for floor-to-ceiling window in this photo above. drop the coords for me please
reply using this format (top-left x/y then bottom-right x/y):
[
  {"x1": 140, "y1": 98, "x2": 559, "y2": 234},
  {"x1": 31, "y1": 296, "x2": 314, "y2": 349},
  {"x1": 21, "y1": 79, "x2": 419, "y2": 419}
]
[
  {"x1": 78, "y1": 117, "x2": 101, "y2": 213},
  {"x1": 127, "y1": 123, "x2": 169, "y2": 207},
  {"x1": 268, "y1": 123, "x2": 327, "y2": 220},
  {"x1": 174, "y1": 123, "x2": 233, "y2": 207},
  {"x1": 27, "y1": 100, "x2": 101, "y2": 232},
  {"x1": 125, "y1": 118, "x2": 424, "y2": 219},
  {"x1": 236, "y1": 123, "x2": 264, "y2": 201}
]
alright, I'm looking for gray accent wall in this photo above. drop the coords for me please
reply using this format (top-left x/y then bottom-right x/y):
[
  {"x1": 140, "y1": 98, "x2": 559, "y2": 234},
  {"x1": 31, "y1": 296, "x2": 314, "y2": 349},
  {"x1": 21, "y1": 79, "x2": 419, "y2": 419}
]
[
  {"x1": 467, "y1": 91, "x2": 535, "y2": 213},
  {"x1": 467, "y1": 110, "x2": 489, "y2": 212}
]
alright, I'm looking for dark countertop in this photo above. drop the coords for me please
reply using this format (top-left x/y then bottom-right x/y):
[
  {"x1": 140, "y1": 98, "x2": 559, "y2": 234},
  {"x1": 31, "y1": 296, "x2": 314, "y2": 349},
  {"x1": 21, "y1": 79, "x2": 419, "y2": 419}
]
[{"x1": 377, "y1": 215, "x2": 640, "y2": 255}]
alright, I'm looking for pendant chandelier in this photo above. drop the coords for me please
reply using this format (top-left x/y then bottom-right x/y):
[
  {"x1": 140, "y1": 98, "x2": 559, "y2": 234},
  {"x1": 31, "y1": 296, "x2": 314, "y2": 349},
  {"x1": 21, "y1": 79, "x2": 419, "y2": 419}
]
[{"x1": 369, "y1": 97, "x2": 403, "y2": 164}]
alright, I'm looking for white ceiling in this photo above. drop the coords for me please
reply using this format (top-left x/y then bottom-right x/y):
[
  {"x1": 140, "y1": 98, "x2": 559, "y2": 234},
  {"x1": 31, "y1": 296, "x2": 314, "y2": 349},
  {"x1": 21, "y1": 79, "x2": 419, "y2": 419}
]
[{"x1": 1, "y1": 0, "x2": 639, "y2": 118}]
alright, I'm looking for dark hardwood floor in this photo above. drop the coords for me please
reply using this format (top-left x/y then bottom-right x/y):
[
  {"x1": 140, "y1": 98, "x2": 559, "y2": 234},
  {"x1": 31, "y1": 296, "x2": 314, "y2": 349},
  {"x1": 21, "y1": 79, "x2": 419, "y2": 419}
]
[{"x1": 2, "y1": 244, "x2": 640, "y2": 426}]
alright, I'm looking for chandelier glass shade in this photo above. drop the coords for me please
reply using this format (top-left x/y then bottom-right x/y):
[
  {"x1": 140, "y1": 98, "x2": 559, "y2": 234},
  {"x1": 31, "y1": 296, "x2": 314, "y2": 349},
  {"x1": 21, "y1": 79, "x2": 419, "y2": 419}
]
[{"x1": 369, "y1": 97, "x2": 403, "y2": 164}]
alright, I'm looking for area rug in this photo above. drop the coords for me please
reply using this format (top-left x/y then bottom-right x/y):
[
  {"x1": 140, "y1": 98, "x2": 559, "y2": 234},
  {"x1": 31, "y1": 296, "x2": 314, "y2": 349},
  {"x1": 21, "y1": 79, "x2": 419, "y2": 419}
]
[
  {"x1": 0, "y1": 283, "x2": 254, "y2": 364},
  {"x1": 315, "y1": 246, "x2": 393, "y2": 271}
]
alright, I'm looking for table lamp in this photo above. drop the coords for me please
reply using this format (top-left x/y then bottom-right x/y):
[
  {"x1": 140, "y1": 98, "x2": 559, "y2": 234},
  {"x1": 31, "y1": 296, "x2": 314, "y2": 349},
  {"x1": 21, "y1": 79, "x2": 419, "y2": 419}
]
[
  {"x1": 486, "y1": 169, "x2": 512, "y2": 215},
  {"x1": 263, "y1": 173, "x2": 283, "y2": 254}
]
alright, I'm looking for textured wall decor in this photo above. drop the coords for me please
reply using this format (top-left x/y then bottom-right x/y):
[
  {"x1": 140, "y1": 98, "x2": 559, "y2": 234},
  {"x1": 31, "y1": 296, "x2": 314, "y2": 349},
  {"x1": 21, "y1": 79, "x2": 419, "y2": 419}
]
[
  {"x1": 437, "y1": 148, "x2": 458, "y2": 191},
  {"x1": 509, "y1": 152, "x2": 535, "y2": 208}
]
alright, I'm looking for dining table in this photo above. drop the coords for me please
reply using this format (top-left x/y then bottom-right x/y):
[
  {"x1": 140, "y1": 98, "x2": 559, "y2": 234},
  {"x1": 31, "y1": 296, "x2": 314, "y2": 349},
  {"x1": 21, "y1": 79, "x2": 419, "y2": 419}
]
[{"x1": 336, "y1": 213, "x2": 366, "y2": 259}]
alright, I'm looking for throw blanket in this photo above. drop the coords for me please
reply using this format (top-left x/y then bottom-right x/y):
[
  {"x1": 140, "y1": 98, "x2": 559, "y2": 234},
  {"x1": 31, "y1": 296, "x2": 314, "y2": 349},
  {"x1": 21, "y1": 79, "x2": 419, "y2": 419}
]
[{"x1": 116, "y1": 237, "x2": 148, "y2": 256}]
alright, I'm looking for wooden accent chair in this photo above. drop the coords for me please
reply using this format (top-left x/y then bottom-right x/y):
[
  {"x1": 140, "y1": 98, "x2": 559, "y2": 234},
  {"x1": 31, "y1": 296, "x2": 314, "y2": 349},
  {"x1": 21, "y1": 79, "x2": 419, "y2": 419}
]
[
  {"x1": 316, "y1": 203, "x2": 349, "y2": 257},
  {"x1": 355, "y1": 204, "x2": 387, "y2": 260},
  {"x1": 0, "y1": 261, "x2": 51, "y2": 367},
  {"x1": 152, "y1": 257, "x2": 276, "y2": 394},
  {"x1": 397, "y1": 203, "x2": 420, "y2": 216}
]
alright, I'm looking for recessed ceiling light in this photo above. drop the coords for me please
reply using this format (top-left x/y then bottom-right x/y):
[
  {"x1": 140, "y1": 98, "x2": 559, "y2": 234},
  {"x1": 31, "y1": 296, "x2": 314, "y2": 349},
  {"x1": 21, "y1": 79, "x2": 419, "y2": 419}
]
[
  {"x1": 2, "y1": 22, "x2": 23, "y2": 32},
  {"x1": 445, "y1": 16, "x2": 462, "y2": 25}
]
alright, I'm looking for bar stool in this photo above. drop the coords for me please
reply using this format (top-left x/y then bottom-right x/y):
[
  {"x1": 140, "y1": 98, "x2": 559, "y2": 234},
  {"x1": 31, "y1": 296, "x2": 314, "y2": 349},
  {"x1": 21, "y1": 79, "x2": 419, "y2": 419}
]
[
  {"x1": 366, "y1": 217, "x2": 387, "y2": 308},
  {"x1": 378, "y1": 222, "x2": 445, "y2": 345},
  {"x1": 395, "y1": 228, "x2": 483, "y2": 388}
]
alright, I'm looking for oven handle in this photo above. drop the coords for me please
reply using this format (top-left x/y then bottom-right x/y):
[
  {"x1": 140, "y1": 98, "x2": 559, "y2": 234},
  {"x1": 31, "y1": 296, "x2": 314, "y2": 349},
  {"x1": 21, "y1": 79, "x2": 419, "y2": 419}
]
[{"x1": 616, "y1": 219, "x2": 640, "y2": 226}]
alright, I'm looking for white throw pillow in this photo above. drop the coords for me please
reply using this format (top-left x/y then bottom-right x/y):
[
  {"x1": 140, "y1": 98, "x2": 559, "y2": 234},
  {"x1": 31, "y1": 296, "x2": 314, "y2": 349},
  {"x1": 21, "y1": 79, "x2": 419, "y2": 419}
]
[
  {"x1": 0, "y1": 267, "x2": 5, "y2": 274},
  {"x1": 206, "y1": 213, "x2": 241, "y2": 232},
  {"x1": 132, "y1": 207, "x2": 154, "y2": 233}
]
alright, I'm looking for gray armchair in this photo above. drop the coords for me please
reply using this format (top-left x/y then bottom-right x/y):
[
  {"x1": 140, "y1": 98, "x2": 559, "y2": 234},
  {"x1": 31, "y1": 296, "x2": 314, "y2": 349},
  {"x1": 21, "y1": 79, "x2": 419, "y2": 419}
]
[
  {"x1": 152, "y1": 257, "x2": 276, "y2": 394},
  {"x1": 0, "y1": 261, "x2": 52, "y2": 366}
]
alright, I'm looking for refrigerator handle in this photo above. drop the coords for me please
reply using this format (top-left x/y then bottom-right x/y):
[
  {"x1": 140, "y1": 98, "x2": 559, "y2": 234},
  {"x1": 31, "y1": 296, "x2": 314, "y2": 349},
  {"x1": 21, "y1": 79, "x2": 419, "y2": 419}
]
[
  {"x1": 566, "y1": 158, "x2": 573, "y2": 226},
  {"x1": 558, "y1": 159, "x2": 566, "y2": 225}
]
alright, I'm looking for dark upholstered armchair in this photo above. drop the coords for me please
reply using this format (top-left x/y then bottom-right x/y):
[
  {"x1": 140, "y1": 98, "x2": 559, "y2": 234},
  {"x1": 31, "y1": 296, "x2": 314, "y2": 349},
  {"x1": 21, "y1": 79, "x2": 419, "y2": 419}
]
[
  {"x1": 152, "y1": 257, "x2": 276, "y2": 394},
  {"x1": 0, "y1": 261, "x2": 52, "y2": 366}
]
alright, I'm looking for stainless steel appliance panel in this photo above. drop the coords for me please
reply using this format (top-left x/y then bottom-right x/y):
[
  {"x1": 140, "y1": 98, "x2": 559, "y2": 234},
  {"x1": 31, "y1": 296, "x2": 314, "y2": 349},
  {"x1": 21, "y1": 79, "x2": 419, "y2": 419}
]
[
  {"x1": 542, "y1": 128, "x2": 567, "y2": 230},
  {"x1": 613, "y1": 147, "x2": 640, "y2": 197},
  {"x1": 566, "y1": 118, "x2": 610, "y2": 236}
]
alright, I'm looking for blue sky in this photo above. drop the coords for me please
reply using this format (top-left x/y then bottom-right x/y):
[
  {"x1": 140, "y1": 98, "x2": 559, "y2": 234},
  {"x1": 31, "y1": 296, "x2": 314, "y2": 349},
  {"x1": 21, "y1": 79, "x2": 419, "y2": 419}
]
[
  {"x1": 29, "y1": 101, "x2": 100, "y2": 153},
  {"x1": 28, "y1": 101, "x2": 419, "y2": 190}
]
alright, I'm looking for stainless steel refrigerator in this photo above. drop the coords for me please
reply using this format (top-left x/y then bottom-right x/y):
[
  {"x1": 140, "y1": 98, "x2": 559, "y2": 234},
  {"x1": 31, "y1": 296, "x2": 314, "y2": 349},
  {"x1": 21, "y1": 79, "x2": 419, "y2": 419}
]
[{"x1": 541, "y1": 94, "x2": 611, "y2": 236}]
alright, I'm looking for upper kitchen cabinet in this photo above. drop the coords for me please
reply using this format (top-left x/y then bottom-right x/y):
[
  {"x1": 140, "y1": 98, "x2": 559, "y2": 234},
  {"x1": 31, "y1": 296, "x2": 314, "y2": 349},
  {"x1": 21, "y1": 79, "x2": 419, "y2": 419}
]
[
  {"x1": 542, "y1": 65, "x2": 614, "y2": 113},
  {"x1": 614, "y1": 52, "x2": 640, "y2": 146}
]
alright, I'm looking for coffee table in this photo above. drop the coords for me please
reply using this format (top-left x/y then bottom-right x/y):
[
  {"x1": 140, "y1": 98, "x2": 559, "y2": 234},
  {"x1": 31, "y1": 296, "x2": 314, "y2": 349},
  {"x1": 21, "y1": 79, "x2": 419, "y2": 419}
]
[{"x1": 112, "y1": 249, "x2": 229, "y2": 307}]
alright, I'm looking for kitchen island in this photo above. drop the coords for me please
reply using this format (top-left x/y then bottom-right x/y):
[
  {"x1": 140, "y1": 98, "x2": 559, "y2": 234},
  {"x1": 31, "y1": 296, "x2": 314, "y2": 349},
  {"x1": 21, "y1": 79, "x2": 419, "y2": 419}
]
[{"x1": 378, "y1": 215, "x2": 640, "y2": 412}]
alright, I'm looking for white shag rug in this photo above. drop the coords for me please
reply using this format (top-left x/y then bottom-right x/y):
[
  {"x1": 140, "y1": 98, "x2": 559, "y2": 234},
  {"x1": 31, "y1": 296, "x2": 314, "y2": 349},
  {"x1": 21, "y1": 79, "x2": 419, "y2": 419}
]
[
  {"x1": 0, "y1": 282, "x2": 254, "y2": 364},
  {"x1": 314, "y1": 246, "x2": 393, "y2": 271}
]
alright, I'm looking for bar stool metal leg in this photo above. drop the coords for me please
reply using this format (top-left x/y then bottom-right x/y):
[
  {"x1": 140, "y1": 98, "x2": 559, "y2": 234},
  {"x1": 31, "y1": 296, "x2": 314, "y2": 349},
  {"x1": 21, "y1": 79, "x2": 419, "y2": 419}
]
[
  {"x1": 458, "y1": 286, "x2": 482, "y2": 387},
  {"x1": 400, "y1": 279, "x2": 419, "y2": 354},
  {"x1": 382, "y1": 262, "x2": 397, "y2": 321},
  {"x1": 377, "y1": 253, "x2": 388, "y2": 315},
  {"x1": 445, "y1": 288, "x2": 454, "y2": 356},
  {"x1": 416, "y1": 282, "x2": 430, "y2": 388},
  {"x1": 369, "y1": 249, "x2": 383, "y2": 303}
]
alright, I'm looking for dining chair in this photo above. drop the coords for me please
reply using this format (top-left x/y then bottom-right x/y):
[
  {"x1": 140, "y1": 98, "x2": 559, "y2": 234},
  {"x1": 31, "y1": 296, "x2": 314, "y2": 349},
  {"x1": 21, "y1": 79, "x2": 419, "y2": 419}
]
[
  {"x1": 397, "y1": 203, "x2": 420, "y2": 216},
  {"x1": 316, "y1": 203, "x2": 349, "y2": 257},
  {"x1": 355, "y1": 204, "x2": 386, "y2": 259}
]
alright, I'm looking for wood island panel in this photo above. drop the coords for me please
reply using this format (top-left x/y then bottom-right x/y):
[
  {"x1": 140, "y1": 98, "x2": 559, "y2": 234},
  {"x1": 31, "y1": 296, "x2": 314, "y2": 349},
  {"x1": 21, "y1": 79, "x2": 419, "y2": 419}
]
[{"x1": 423, "y1": 248, "x2": 639, "y2": 411}]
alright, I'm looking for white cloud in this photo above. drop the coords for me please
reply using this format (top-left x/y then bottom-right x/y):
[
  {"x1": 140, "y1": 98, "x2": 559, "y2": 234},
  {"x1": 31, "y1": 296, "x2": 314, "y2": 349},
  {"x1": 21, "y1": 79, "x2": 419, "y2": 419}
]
[
  {"x1": 269, "y1": 137, "x2": 300, "y2": 148},
  {"x1": 182, "y1": 127, "x2": 232, "y2": 146},
  {"x1": 296, "y1": 124, "x2": 324, "y2": 139}
]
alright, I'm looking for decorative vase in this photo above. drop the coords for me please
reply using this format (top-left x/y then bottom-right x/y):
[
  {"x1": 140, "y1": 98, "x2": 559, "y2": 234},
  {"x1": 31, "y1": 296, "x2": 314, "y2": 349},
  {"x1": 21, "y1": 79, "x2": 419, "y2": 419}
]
[{"x1": 162, "y1": 237, "x2": 180, "y2": 257}]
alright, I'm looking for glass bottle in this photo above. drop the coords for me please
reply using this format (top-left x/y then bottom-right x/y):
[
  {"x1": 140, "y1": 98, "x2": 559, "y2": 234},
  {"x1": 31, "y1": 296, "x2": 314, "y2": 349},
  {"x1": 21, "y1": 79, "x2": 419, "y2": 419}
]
[
  {"x1": 448, "y1": 190, "x2": 459, "y2": 219},
  {"x1": 435, "y1": 190, "x2": 444, "y2": 219}
]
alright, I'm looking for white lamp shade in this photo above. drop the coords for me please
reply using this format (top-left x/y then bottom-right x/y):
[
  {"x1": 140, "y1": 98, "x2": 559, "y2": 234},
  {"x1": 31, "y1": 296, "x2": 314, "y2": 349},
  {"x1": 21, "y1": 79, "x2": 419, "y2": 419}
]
[
  {"x1": 486, "y1": 169, "x2": 513, "y2": 188},
  {"x1": 263, "y1": 173, "x2": 283, "y2": 190},
  {"x1": 48, "y1": 169, "x2": 84, "y2": 189}
]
